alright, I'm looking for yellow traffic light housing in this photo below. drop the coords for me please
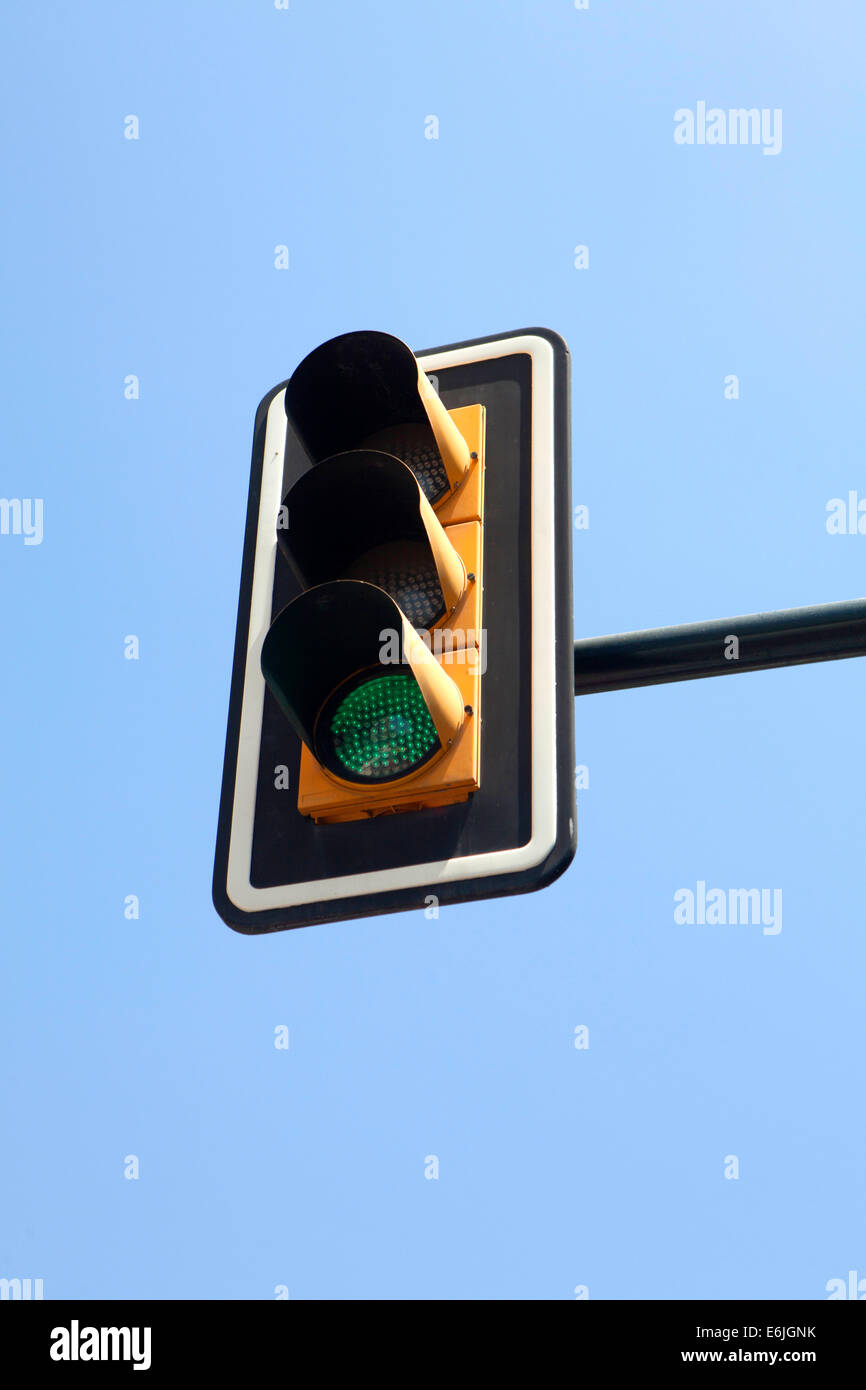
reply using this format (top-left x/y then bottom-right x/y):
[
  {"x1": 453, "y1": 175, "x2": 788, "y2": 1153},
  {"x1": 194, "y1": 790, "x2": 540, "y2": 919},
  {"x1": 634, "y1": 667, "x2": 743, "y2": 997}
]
[{"x1": 261, "y1": 335, "x2": 487, "y2": 823}]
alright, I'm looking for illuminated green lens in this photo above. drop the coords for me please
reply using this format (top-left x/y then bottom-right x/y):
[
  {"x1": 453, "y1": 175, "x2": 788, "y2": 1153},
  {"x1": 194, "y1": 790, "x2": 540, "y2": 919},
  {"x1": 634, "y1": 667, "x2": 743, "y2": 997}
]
[{"x1": 328, "y1": 672, "x2": 439, "y2": 781}]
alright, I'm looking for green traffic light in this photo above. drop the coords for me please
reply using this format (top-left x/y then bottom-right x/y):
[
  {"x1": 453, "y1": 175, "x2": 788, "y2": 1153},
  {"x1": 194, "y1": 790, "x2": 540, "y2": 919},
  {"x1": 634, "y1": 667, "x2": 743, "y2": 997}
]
[{"x1": 327, "y1": 671, "x2": 439, "y2": 781}]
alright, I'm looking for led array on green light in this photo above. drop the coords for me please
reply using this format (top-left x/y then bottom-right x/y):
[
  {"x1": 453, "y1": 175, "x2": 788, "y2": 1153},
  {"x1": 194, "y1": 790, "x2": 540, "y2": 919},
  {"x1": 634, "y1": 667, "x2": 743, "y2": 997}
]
[{"x1": 328, "y1": 672, "x2": 438, "y2": 781}]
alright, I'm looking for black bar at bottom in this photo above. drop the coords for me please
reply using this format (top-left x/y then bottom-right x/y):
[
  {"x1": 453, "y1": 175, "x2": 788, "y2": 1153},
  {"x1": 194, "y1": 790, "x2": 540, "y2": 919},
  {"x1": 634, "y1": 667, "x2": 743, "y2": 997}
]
[
  {"x1": 3, "y1": 1298, "x2": 863, "y2": 1372},
  {"x1": 573, "y1": 599, "x2": 866, "y2": 696}
]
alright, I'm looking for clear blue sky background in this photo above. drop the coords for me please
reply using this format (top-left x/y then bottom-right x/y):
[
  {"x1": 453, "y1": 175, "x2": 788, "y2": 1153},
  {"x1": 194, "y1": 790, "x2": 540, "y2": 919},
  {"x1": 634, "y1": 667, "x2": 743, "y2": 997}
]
[{"x1": 1, "y1": 0, "x2": 864, "y2": 1300}]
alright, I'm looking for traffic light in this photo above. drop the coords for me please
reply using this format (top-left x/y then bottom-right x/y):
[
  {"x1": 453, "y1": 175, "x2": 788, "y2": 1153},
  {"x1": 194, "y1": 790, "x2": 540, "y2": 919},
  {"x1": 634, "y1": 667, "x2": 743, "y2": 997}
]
[
  {"x1": 262, "y1": 342, "x2": 485, "y2": 823},
  {"x1": 213, "y1": 328, "x2": 574, "y2": 932}
]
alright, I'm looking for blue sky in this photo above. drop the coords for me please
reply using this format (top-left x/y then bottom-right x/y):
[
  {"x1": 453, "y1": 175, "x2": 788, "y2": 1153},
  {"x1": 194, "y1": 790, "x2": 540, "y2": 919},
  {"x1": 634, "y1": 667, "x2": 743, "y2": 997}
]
[{"x1": 1, "y1": 0, "x2": 864, "y2": 1299}]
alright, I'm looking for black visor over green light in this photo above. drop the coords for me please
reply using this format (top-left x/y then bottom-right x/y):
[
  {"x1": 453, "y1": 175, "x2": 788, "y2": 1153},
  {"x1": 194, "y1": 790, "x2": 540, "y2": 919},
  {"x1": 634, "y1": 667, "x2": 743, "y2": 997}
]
[{"x1": 260, "y1": 581, "x2": 443, "y2": 784}]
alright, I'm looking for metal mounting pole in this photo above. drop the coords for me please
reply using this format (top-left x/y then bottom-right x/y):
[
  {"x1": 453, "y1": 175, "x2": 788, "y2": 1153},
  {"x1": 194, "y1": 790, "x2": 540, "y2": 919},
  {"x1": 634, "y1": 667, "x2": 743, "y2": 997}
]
[{"x1": 573, "y1": 599, "x2": 866, "y2": 696}]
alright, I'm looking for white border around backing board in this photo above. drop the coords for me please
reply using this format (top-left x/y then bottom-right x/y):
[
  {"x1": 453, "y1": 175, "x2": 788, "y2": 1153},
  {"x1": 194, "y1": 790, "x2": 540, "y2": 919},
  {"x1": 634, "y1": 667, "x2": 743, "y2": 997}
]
[{"x1": 225, "y1": 332, "x2": 558, "y2": 913}]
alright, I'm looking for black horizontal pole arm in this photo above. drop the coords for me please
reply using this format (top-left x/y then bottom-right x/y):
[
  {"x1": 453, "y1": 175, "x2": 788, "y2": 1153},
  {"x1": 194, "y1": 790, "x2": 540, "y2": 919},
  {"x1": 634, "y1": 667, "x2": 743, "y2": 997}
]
[{"x1": 573, "y1": 599, "x2": 866, "y2": 696}]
